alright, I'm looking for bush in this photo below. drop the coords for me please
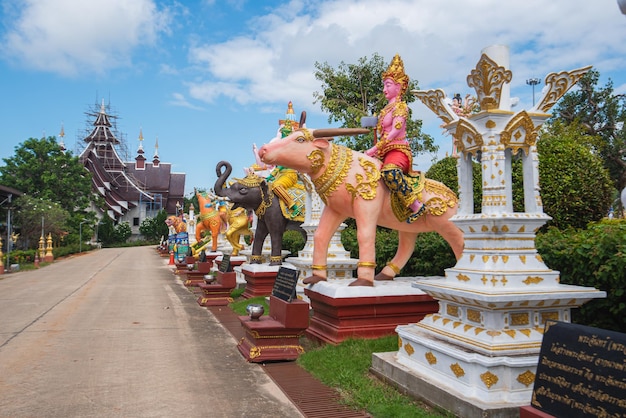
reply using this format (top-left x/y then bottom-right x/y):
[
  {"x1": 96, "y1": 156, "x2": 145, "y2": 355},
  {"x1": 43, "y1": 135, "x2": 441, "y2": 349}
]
[
  {"x1": 282, "y1": 229, "x2": 306, "y2": 257},
  {"x1": 536, "y1": 220, "x2": 626, "y2": 332},
  {"x1": 341, "y1": 227, "x2": 455, "y2": 277}
]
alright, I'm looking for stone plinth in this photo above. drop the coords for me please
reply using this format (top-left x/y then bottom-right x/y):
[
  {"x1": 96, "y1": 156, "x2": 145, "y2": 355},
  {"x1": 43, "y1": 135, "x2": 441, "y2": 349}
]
[
  {"x1": 304, "y1": 278, "x2": 437, "y2": 345},
  {"x1": 197, "y1": 271, "x2": 237, "y2": 306},
  {"x1": 183, "y1": 261, "x2": 213, "y2": 287},
  {"x1": 240, "y1": 263, "x2": 290, "y2": 299},
  {"x1": 215, "y1": 254, "x2": 246, "y2": 272},
  {"x1": 237, "y1": 296, "x2": 309, "y2": 362}
]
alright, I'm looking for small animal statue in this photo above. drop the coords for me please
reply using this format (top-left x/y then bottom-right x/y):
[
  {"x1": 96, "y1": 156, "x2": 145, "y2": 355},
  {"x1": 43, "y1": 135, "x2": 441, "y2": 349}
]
[
  {"x1": 257, "y1": 127, "x2": 464, "y2": 286},
  {"x1": 165, "y1": 215, "x2": 187, "y2": 234},
  {"x1": 195, "y1": 189, "x2": 224, "y2": 252},
  {"x1": 224, "y1": 206, "x2": 253, "y2": 256}
]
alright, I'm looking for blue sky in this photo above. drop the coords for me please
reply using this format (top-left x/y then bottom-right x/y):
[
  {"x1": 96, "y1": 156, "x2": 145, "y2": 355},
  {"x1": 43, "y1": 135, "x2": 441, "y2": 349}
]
[{"x1": 2, "y1": 0, "x2": 626, "y2": 196}]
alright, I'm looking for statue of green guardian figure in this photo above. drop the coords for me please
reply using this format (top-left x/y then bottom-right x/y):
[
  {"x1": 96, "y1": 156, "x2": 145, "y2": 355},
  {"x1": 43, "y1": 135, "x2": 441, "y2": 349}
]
[{"x1": 365, "y1": 54, "x2": 426, "y2": 223}]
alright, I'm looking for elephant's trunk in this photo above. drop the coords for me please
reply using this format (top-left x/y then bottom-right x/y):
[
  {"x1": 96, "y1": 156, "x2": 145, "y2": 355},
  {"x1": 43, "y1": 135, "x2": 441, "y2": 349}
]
[{"x1": 214, "y1": 161, "x2": 232, "y2": 197}]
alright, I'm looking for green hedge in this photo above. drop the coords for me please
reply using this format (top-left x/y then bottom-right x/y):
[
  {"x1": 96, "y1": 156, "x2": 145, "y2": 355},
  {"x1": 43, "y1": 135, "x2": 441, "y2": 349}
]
[{"x1": 536, "y1": 220, "x2": 626, "y2": 333}]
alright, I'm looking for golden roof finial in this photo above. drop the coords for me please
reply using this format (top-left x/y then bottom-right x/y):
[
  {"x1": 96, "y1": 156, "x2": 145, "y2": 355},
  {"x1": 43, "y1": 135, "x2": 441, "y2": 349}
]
[{"x1": 382, "y1": 54, "x2": 409, "y2": 94}]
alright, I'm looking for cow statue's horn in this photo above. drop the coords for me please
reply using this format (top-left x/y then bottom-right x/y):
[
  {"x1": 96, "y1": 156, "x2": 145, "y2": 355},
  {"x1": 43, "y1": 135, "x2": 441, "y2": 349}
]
[{"x1": 312, "y1": 128, "x2": 370, "y2": 138}]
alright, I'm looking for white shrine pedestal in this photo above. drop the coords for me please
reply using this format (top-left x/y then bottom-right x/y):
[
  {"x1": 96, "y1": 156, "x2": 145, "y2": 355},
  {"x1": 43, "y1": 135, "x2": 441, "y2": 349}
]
[{"x1": 370, "y1": 45, "x2": 604, "y2": 418}]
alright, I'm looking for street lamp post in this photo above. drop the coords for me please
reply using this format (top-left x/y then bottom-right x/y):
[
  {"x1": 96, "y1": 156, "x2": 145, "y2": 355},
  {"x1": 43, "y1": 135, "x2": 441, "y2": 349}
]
[
  {"x1": 526, "y1": 78, "x2": 541, "y2": 106},
  {"x1": 79, "y1": 220, "x2": 89, "y2": 253}
]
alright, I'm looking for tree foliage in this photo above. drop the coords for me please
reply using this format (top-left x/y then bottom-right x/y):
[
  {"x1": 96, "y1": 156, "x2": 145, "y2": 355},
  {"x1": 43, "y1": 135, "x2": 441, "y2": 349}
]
[
  {"x1": 550, "y1": 69, "x2": 626, "y2": 202},
  {"x1": 139, "y1": 209, "x2": 169, "y2": 242},
  {"x1": 12, "y1": 195, "x2": 69, "y2": 249},
  {"x1": 313, "y1": 53, "x2": 437, "y2": 155},
  {"x1": 0, "y1": 137, "x2": 93, "y2": 213},
  {"x1": 538, "y1": 121, "x2": 614, "y2": 229}
]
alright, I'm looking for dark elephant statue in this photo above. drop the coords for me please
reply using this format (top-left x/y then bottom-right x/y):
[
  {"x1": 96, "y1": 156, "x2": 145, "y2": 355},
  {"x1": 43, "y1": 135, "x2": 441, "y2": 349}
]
[{"x1": 214, "y1": 161, "x2": 306, "y2": 265}]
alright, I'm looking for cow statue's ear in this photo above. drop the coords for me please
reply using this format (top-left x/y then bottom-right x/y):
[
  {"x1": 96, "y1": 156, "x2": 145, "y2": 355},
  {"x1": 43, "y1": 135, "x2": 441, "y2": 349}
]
[{"x1": 312, "y1": 138, "x2": 331, "y2": 149}]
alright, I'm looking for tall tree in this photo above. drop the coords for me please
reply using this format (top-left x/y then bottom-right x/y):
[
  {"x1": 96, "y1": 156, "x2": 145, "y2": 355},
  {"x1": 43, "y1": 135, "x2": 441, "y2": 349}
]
[
  {"x1": 550, "y1": 70, "x2": 626, "y2": 205},
  {"x1": 313, "y1": 53, "x2": 437, "y2": 156},
  {"x1": 0, "y1": 137, "x2": 93, "y2": 213}
]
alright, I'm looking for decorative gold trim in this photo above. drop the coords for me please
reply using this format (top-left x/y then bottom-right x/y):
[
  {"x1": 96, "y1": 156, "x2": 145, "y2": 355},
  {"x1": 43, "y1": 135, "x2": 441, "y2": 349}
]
[
  {"x1": 510, "y1": 313, "x2": 529, "y2": 326},
  {"x1": 535, "y1": 66, "x2": 592, "y2": 113},
  {"x1": 307, "y1": 149, "x2": 325, "y2": 175},
  {"x1": 446, "y1": 305, "x2": 459, "y2": 317},
  {"x1": 517, "y1": 370, "x2": 535, "y2": 387},
  {"x1": 450, "y1": 363, "x2": 465, "y2": 378},
  {"x1": 404, "y1": 342, "x2": 415, "y2": 356},
  {"x1": 500, "y1": 111, "x2": 539, "y2": 155},
  {"x1": 312, "y1": 144, "x2": 352, "y2": 204},
  {"x1": 311, "y1": 264, "x2": 327, "y2": 270},
  {"x1": 457, "y1": 273, "x2": 470, "y2": 282},
  {"x1": 346, "y1": 157, "x2": 380, "y2": 202},
  {"x1": 453, "y1": 118, "x2": 483, "y2": 157},
  {"x1": 412, "y1": 88, "x2": 456, "y2": 124},
  {"x1": 357, "y1": 261, "x2": 376, "y2": 268},
  {"x1": 425, "y1": 351, "x2": 437, "y2": 365},
  {"x1": 386, "y1": 262, "x2": 401, "y2": 275},
  {"x1": 523, "y1": 276, "x2": 544, "y2": 285},
  {"x1": 480, "y1": 371, "x2": 499, "y2": 389},
  {"x1": 466, "y1": 309, "x2": 481, "y2": 323},
  {"x1": 467, "y1": 53, "x2": 513, "y2": 111},
  {"x1": 250, "y1": 255, "x2": 263, "y2": 263}
]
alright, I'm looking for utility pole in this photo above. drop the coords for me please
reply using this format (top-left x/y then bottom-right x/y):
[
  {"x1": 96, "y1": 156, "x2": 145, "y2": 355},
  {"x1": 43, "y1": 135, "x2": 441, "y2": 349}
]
[{"x1": 526, "y1": 78, "x2": 541, "y2": 106}]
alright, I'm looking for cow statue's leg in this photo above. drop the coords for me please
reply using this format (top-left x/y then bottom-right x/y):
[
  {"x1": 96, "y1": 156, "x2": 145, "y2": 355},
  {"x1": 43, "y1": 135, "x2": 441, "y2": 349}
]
[
  {"x1": 348, "y1": 207, "x2": 379, "y2": 287},
  {"x1": 302, "y1": 208, "x2": 345, "y2": 284},
  {"x1": 375, "y1": 231, "x2": 418, "y2": 280}
]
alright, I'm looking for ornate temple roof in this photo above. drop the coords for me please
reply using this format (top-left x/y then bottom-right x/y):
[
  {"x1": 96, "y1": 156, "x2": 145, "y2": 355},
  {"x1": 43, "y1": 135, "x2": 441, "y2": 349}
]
[{"x1": 79, "y1": 102, "x2": 185, "y2": 220}]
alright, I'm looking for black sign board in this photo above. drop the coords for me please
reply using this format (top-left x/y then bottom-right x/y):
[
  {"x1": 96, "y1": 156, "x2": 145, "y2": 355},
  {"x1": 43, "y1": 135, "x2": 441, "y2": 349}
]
[
  {"x1": 531, "y1": 321, "x2": 626, "y2": 417},
  {"x1": 219, "y1": 253, "x2": 232, "y2": 273},
  {"x1": 271, "y1": 267, "x2": 299, "y2": 302}
]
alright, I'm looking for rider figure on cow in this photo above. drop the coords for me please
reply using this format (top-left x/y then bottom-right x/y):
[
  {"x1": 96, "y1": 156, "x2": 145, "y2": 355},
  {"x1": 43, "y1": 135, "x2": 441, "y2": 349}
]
[{"x1": 365, "y1": 54, "x2": 426, "y2": 223}]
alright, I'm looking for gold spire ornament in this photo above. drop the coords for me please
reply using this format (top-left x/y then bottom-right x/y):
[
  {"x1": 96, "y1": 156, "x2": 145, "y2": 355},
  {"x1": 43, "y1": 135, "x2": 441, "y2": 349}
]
[{"x1": 382, "y1": 54, "x2": 409, "y2": 94}]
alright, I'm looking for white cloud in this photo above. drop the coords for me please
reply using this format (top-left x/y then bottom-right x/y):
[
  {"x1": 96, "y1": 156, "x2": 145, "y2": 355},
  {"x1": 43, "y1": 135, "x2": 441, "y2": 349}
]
[
  {"x1": 0, "y1": 0, "x2": 171, "y2": 76},
  {"x1": 182, "y1": 0, "x2": 626, "y2": 116}
]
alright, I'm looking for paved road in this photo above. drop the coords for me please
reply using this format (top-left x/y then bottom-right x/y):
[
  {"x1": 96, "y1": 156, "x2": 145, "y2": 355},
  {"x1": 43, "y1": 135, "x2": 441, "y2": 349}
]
[{"x1": 0, "y1": 247, "x2": 302, "y2": 418}]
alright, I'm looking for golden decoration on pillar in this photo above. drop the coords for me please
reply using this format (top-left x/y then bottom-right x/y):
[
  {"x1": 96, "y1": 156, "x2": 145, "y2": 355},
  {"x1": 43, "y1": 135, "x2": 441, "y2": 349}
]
[
  {"x1": 535, "y1": 66, "x2": 592, "y2": 113},
  {"x1": 480, "y1": 371, "x2": 499, "y2": 389},
  {"x1": 467, "y1": 53, "x2": 512, "y2": 111}
]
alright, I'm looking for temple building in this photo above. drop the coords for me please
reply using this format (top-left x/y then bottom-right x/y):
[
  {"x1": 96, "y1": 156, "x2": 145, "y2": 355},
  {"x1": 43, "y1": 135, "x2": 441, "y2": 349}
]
[{"x1": 79, "y1": 101, "x2": 185, "y2": 235}]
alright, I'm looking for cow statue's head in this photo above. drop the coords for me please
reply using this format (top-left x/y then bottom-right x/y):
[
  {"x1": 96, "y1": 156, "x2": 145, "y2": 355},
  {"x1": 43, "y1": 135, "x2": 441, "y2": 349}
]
[{"x1": 258, "y1": 128, "x2": 369, "y2": 174}]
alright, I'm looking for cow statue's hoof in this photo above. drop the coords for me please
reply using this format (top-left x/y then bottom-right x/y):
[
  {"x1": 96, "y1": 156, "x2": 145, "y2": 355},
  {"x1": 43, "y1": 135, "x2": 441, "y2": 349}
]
[
  {"x1": 348, "y1": 278, "x2": 374, "y2": 287},
  {"x1": 374, "y1": 272, "x2": 394, "y2": 281},
  {"x1": 303, "y1": 275, "x2": 326, "y2": 285}
]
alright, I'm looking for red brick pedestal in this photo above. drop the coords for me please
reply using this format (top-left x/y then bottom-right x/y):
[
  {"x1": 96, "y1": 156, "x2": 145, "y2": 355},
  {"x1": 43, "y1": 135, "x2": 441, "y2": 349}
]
[
  {"x1": 304, "y1": 279, "x2": 438, "y2": 345},
  {"x1": 519, "y1": 406, "x2": 554, "y2": 418},
  {"x1": 238, "y1": 296, "x2": 309, "y2": 362},
  {"x1": 183, "y1": 261, "x2": 214, "y2": 288},
  {"x1": 197, "y1": 271, "x2": 237, "y2": 306},
  {"x1": 240, "y1": 264, "x2": 280, "y2": 299}
]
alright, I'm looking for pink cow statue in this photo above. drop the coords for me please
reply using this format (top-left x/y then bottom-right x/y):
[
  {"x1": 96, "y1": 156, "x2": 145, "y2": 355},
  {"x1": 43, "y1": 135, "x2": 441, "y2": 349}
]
[{"x1": 258, "y1": 127, "x2": 464, "y2": 287}]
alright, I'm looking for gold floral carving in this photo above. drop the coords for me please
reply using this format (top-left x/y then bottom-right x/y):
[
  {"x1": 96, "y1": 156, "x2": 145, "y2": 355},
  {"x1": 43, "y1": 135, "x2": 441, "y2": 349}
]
[
  {"x1": 453, "y1": 119, "x2": 483, "y2": 157},
  {"x1": 447, "y1": 304, "x2": 459, "y2": 317},
  {"x1": 450, "y1": 363, "x2": 465, "y2": 378},
  {"x1": 467, "y1": 309, "x2": 481, "y2": 323},
  {"x1": 541, "y1": 311, "x2": 559, "y2": 324},
  {"x1": 250, "y1": 346, "x2": 261, "y2": 359},
  {"x1": 480, "y1": 371, "x2": 499, "y2": 389},
  {"x1": 312, "y1": 144, "x2": 352, "y2": 204},
  {"x1": 500, "y1": 111, "x2": 539, "y2": 155},
  {"x1": 466, "y1": 53, "x2": 513, "y2": 111},
  {"x1": 517, "y1": 370, "x2": 536, "y2": 387},
  {"x1": 412, "y1": 88, "x2": 456, "y2": 124},
  {"x1": 510, "y1": 313, "x2": 529, "y2": 326},
  {"x1": 425, "y1": 351, "x2": 437, "y2": 365},
  {"x1": 523, "y1": 276, "x2": 544, "y2": 285},
  {"x1": 346, "y1": 157, "x2": 380, "y2": 202},
  {"x1": 404, "y1": 342, "x2": 415, "y2": 356},
  {"x1": 535, "y1": 66, "x2": 592, "y2": 113},
  {"x1": 424, "y1": 179, "x2": 459, "y2": 216},
  {"x1": 456, "y1": 273, "x2": 470, "y2": 282},
  {"x1": 307, "y1": 149, "x2": 325, "y2": 175}
]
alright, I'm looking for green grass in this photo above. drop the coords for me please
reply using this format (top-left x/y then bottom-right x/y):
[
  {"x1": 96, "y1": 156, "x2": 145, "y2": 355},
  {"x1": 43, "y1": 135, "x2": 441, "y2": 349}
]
[
  {"x1": 297, "y1": 336, "x2": 452, "y2": 418},
  {"x1": 229, "y1": 295, "x2": 268, "y2": 316}
]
